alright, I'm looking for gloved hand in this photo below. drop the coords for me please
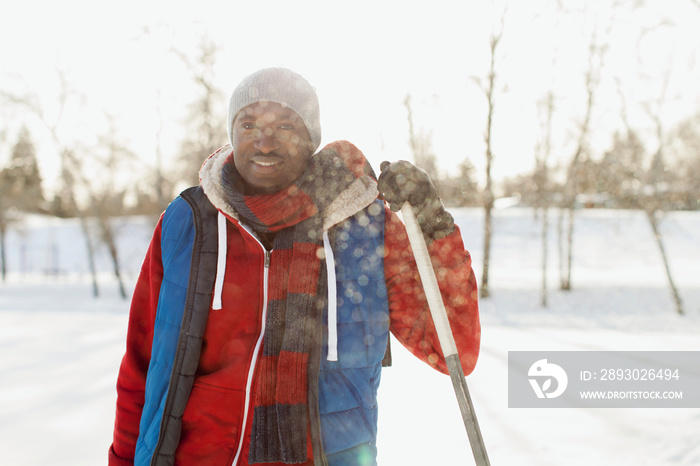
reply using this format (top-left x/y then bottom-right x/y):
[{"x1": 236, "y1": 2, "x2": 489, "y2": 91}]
[{"x1": 378, "y1": 160, "x2": 455, "y2": 243}]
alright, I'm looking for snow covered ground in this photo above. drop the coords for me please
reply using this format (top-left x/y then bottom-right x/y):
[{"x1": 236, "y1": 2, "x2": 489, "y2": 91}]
[{"x1": 1, "y1": 207, "x2": 699, "y2": 465}]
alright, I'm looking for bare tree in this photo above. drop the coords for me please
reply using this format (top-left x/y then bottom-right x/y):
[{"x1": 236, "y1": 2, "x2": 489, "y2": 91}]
[
  {"x1": 646, "y1": 208, "x2": 683, "y2": 314},
  {"x1": 173, "y1": 35, "x2": 225, "y2": 187},
  {"x1": 618, "y1": 8, "x2": 686, "y2": 315},
  {"x1": 1, "y1": 72, "x2": 101, "y2": 295},
  {"x1": 534, "y1": 90, "x2": 556, "y2": 307},
  {"x1": 153, "y1": 90, "x2": 170, "y2": 214},
  {"x1": 59, "y1": 148, "x2": 101, "y2": 296},
  {"x1": 608, "y1": 17, "x2": 685, "y2": 315},
  {"x1": 531, "y1": 6, "x2": 562, "y2": 307},
  {"x1": 557, "y1": 5, "x2": 611, "y2": 291},
  {"x1": 472, "y1": 1, "x2": 507, "y2": 298},
  {"x1": 640, "y1": 67, "x2": 684, "y2": 315},
  {"x1": 88, "y1": 114, "x2": 138, "y2": 299}
]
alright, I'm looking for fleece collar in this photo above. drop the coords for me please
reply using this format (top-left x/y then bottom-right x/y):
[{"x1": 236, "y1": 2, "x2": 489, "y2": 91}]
[{"x1": 199, "y1": 142, "x2": 379, "y2": 231}]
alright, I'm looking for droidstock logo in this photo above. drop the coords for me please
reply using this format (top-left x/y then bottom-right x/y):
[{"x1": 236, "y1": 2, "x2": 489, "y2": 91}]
[{"x1": 528, "y1": 359, "x2": 568, "y2": 399}]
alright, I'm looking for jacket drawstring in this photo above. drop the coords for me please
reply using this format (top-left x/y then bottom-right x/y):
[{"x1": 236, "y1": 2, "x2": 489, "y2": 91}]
[
  {"x1": 323, "y1": 230, "x2": 338, "y2": 362},
  {"x1": 212, "y1": 212, "x2": 227, "y2": 310},
  {"x1": 214, "y1": 211, "x2": 336, "y2": 358}
]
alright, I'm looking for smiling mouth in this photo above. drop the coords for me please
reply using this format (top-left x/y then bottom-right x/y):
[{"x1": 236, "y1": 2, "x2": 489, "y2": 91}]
[{"x1": 255, "y1": 160, "x2": 279, "y2": 167}]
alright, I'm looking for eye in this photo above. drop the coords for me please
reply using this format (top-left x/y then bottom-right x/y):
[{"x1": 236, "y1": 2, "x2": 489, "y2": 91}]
[
  {"x1": 278, "y1": 124, "x2": 295, "y2": 131},
  {"x1": 242, "y1": 123, "x2": 257, "y2": 130}
]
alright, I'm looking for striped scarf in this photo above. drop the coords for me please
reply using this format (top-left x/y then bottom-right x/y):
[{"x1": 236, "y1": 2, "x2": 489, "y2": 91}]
[{"x1": 221, "y1": 141, "x2": 376, "y2": 464}]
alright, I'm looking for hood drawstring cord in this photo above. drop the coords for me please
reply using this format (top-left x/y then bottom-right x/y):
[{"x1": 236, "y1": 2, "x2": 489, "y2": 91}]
[
  {"x1": 323, "y1": 230, "x2": 338, "y2": 362},
  {"x1": 213, "y1": 212, "x2": 227, "y2": 310},
  {"x1": 213, "y1": 211, "x2": 337, "y2": 360}
]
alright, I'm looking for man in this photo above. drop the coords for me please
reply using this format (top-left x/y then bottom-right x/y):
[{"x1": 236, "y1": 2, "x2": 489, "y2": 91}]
[{"x1": 109, "y1": 67, "x2": 480, "y2": 466}]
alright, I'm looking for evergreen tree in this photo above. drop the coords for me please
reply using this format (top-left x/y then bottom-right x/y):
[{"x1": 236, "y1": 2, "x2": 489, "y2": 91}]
[
  {"x1": 0, "y1": 167, "x2": 14, "y2": 280},
  {"x1": 440, "y1": 158, "x2": 480, "y2": 207},
  {"x1": 600, "y1": 131, "x2": 645, "y2": 208},
  {"x1": 668, "y1": 113, "x2": 700, "y2": 209},
  {"x1": 1, "y1": 126, "x2": 44, "y2": 279},
  {"x1": 6, "y1": 126, "x2": 44, "y2": 212}
]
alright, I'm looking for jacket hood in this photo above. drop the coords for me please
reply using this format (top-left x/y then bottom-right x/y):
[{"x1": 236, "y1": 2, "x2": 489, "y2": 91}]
[{"x1": 199, "y1": 143, "x2": 380, "y2": 231}]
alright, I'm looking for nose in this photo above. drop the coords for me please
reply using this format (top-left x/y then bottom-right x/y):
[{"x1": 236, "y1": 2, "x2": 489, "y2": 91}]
[{"x1": 254, "y1": 129, "x2": 280, "y2": 154}]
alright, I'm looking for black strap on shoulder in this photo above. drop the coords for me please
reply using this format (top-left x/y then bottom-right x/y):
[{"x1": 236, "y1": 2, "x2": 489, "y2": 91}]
[{"x1": 151, "y1": 186, "x2": 219, "y2": 465}]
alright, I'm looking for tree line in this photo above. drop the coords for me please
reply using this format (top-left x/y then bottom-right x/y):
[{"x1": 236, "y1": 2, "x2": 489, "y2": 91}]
[
  {"x1": 409, "y1": 0, "x2": 699, "y2": 313},
  {"x1": 2, "y1": 1, "x2": 699, "y2": 312}
]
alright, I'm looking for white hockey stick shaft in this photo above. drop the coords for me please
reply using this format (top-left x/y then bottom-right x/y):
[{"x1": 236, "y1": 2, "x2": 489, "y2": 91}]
[{"x1": 400, "y1": 202, "x2": 491, "y2": 466}]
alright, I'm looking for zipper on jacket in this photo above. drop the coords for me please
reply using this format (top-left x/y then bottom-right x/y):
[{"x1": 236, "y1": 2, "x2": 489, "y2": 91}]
[
  {"x1": 231, "y1": 233, "x2": 270, "y2": 466},
  {"x1": 232, "y1": 227, "x2": 327, "y2": 465}
]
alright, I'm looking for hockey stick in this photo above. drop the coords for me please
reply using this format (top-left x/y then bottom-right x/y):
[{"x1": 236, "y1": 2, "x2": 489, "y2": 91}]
[{"x1": 400, "y1": 203, "x2": 491, "y2": 466}]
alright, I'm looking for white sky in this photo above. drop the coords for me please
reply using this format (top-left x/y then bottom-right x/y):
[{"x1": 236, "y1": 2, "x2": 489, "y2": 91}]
[{"x1": 1, "y1": 0, "x2": 699, "y2": 194}]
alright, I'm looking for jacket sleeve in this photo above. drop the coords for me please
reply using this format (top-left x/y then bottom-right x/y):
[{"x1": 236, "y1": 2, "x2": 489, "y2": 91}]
[
  {"x1": 109, "y1": 216, "x2": 164, "y2": 465},
  {"x1": 384, "y1": 206, "x2": 480, "y2": 375}
]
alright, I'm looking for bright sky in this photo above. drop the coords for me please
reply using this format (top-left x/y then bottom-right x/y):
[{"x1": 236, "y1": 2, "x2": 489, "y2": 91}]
[{"x1": 1, "y1": 0, "x2": 699, "y2": 194}]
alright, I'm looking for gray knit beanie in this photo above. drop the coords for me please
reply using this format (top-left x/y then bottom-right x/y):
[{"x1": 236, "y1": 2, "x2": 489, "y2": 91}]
[{"x1": 227, "y1": 67, "x2": 321, "y2": 152}]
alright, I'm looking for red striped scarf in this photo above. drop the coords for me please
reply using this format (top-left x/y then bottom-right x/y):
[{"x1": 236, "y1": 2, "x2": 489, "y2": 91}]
[{"x1": 221, "y1": 141, "x2": 376, "y2": 464}]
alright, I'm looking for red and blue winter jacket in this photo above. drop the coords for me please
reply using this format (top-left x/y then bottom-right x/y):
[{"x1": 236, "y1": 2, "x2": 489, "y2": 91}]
[{"x1": 110, "y1": 176, "x2": 480, "y2": 465}]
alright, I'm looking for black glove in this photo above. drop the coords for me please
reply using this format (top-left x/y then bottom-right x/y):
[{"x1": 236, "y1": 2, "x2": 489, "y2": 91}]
[{"x1": 378, "y1": 160, "x2": 455, "y2": 243}]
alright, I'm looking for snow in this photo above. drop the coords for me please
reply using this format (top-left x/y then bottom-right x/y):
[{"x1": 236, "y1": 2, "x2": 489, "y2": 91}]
[{"x1": 1, "y1": 207, "x2": 699, "y2": 465}]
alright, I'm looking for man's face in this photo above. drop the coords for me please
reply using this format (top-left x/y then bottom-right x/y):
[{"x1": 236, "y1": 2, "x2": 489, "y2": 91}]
[{"x1": 231, "y1": 101, "x2": 315, "y2": 195}]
